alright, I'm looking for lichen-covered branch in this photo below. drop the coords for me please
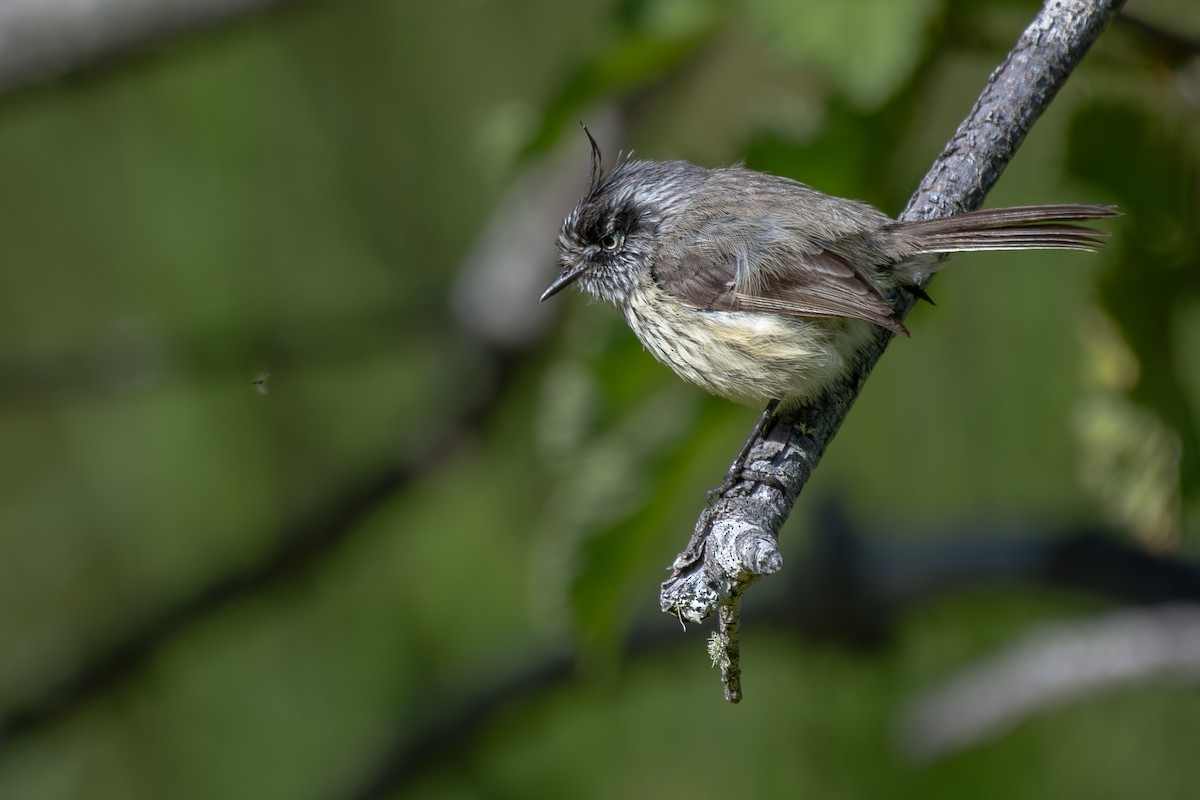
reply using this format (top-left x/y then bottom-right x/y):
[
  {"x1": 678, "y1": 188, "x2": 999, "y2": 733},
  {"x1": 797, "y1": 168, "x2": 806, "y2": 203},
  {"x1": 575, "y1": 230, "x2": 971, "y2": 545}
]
[{"x1": 661, "y1": 0, "x2": 1128, "y2": 697}]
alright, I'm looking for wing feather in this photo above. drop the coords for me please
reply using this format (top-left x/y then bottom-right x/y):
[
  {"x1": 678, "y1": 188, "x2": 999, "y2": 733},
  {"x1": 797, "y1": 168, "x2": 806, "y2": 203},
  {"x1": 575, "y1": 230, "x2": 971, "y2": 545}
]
[{"x1": 654, "y1": 215, "x2": 907, "y2": 335}]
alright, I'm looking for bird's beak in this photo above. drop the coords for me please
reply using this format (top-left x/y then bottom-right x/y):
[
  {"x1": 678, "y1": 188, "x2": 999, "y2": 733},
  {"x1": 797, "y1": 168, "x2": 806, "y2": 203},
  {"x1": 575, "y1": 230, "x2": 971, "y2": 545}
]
[{"x1": 539, "y1": 264, "x2": 587, "y2": 302}]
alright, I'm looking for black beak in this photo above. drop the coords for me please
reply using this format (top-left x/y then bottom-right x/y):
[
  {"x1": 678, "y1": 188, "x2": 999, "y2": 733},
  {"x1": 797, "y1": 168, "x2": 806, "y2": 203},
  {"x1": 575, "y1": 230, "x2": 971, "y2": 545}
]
[{"x1": 539, "y1": 264, "x2": 587, "y2": 302}]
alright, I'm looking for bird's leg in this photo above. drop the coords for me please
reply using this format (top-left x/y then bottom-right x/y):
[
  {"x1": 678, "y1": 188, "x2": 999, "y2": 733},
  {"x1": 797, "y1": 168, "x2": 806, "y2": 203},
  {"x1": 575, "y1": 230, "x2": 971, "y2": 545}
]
[{"x1": 706, "y1": 399, "x2": 780, "y2": 505}]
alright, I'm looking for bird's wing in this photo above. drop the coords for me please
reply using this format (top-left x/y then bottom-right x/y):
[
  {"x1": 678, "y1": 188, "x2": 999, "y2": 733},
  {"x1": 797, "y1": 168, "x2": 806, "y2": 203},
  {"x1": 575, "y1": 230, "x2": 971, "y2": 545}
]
[{"x1": 653, "y1": 216, "x2": 908, "y2": 335}]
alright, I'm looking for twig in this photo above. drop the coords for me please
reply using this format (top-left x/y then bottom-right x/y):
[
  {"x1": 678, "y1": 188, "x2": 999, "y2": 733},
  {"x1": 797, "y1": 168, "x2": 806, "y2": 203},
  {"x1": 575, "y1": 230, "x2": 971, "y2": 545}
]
[
  {"x1": 712, "y1": 593, "x2": 744, "y2": 702},
  {"x1": 660, "y1": 0, "x2": 1128, "y2": 699}
]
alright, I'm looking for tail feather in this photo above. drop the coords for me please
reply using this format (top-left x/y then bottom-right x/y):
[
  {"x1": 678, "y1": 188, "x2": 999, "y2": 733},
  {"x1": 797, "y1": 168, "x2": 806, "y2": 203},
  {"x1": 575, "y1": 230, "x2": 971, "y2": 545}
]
[
  {"x1": 917, "y1": 226, "x2": 1111, "y2": 253},
  {"x1": 903, "y1": 204, "x2": 1120, "y2": 231},
  {"x1": 892, "y1": 203, "x2": 1120, "y2": 257}
]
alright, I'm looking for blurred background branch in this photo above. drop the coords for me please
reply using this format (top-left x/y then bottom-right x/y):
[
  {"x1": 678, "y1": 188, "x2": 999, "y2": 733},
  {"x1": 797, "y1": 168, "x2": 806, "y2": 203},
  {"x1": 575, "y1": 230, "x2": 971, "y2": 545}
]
[
  {"x1": 0, "y1": 0, "x2": 314, "y2": 96},
  {"x1": 348, "y1": 501, "x2": 1200, "y2": 798},
  {"x1": 897, "y1": 604, "x2": 1200, "y2": 760},
  {"x1": 0, "y1": 351, "x2": 516, "y2": 745}
]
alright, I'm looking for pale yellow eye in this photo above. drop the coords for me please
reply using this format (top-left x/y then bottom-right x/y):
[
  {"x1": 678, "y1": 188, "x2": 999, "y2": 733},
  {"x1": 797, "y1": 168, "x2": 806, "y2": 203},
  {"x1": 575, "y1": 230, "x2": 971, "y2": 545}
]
[{"x1": 600, "y1": 232, "x2": 622, "y2": 251}]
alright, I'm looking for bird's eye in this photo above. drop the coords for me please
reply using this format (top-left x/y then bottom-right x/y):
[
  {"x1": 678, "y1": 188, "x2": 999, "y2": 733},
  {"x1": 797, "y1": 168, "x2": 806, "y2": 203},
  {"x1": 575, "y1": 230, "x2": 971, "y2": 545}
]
[{"x1": 600, "y1": 232, "x2": 623, "y2": 251}]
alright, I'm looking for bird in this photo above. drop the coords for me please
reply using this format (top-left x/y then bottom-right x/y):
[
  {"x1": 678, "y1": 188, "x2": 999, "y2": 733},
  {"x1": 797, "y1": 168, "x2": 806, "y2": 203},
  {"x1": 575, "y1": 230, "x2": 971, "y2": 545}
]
[{"x1": 541, "y1": 134, "x2": 1117, "y2": 410}]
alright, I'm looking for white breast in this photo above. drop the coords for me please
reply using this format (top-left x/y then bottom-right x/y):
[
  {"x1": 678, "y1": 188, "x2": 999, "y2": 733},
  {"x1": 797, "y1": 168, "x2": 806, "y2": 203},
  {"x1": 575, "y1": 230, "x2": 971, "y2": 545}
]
[{"x1": 621, "y1": 283, "x2": 873, "y2": 406}]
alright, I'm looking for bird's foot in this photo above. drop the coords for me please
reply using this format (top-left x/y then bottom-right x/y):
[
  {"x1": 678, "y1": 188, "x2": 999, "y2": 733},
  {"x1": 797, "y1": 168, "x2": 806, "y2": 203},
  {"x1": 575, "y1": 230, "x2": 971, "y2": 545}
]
[{"x1": 705, "y1": 400, "x2": 780, "y2": 506}]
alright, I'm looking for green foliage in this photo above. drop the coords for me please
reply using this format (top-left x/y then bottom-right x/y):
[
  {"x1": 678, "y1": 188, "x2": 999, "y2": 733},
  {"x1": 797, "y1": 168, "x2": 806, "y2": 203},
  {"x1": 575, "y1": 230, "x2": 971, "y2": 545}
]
[
  {"x1": 0, "y1": 0, "x2": 1196, "y2": 799},
  {"x1": 742, "y1": 0, "x2": 942, "y2": 109}
]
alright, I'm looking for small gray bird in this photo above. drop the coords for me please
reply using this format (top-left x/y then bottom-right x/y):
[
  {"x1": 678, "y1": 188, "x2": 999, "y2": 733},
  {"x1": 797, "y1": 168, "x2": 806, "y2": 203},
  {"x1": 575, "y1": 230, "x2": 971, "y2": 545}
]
[{"x1": 541, "y1": 135, "x2": 1118, "y2": 410}]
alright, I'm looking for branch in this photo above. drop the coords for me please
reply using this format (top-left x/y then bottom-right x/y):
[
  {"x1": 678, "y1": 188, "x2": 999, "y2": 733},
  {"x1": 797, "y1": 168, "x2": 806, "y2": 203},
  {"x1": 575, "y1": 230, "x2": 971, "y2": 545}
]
[
  {"x1": 0, "y1": 0, "x2": 312, "y2": 96},
  {"x1": 0, "y1": 354, "x2": 515, "y2": 747},
  {"x1": 660, "y1": 0, "x2": 1128, "y2": 700},
  {"x1": 347, "y1": 512, "x2": 1200, "y2": 798},
  {"x1": 896, "y1": 605, "x2": 1200, "y2": 760}
]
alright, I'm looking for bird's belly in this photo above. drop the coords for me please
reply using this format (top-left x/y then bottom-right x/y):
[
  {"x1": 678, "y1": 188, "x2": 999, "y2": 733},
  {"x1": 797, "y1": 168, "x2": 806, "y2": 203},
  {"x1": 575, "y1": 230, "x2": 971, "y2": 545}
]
[{"x1": 623, "y1": 298, "x2": 872, "y2": 406}]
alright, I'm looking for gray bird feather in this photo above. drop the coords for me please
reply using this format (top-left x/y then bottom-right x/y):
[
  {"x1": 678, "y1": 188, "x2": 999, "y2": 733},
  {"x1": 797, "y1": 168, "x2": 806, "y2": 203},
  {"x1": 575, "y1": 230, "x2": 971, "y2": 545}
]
[{"x1": 542, "y1": 145, "x2": 1119, "y2": 406}]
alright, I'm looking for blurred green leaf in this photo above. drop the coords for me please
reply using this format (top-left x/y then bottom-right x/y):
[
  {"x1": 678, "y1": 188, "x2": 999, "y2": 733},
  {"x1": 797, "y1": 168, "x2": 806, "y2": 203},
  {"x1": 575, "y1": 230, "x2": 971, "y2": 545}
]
[{"x1": 742, "y1": 0, "x2": 942, "y2": 109}]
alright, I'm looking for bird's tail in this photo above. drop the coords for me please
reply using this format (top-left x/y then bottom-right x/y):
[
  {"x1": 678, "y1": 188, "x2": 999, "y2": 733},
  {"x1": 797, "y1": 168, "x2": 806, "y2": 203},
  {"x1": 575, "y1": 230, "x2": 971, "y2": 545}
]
[{"x1": 892, "y1": 204, "x2": 1120, "y2": 259}]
